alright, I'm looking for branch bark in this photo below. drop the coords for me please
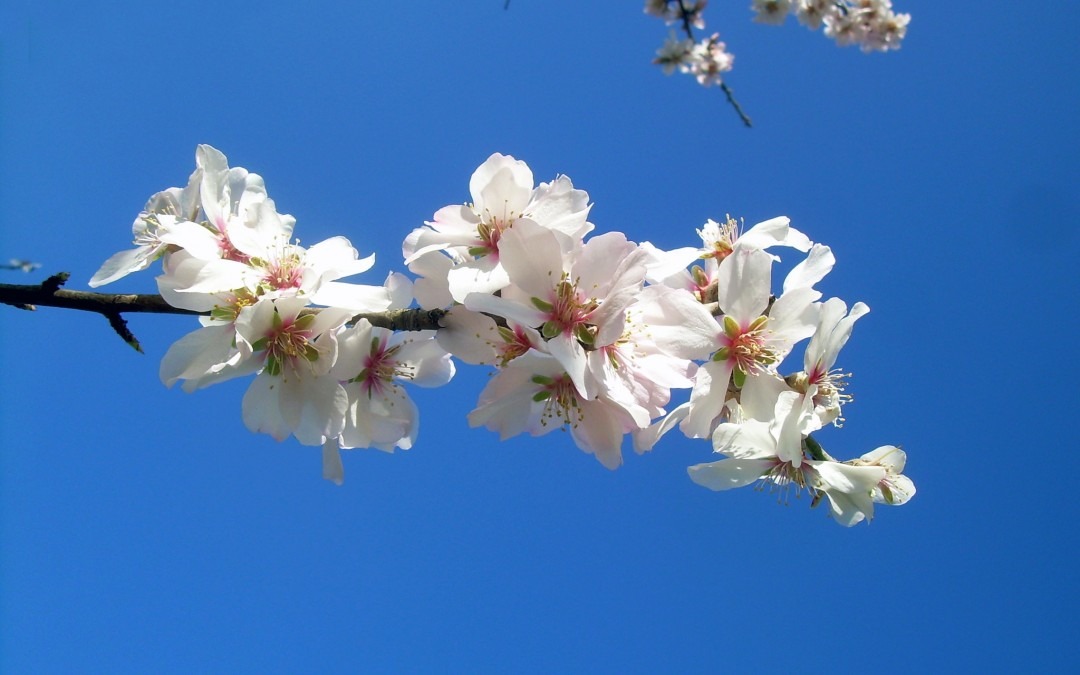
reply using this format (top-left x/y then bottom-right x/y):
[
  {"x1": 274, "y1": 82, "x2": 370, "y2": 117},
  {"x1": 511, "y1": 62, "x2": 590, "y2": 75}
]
[{"x1": 1, "y1": 272, "x2": 446, "y2": 352}]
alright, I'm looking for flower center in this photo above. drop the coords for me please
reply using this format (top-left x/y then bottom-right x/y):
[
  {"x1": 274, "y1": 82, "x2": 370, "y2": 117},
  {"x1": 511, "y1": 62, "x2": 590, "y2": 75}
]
[
  {"x1": 714, "y1": 314, "x2": 777, "y2": 381},
  {"x1": 256, "y1": 312, "x2": 319, "y2": 377},
  {"x1": 700, "y1": 215, "x2": 740, "y2": 262},
  {"x1": 536, "y1": 277, "x2": 600, "y2": 345},
  {"x1": 531, "y1": 374, "x2": 584, "y2": 429},
  {"x1": 353, "y1": 337, "x2": 412, "y2": 397}
]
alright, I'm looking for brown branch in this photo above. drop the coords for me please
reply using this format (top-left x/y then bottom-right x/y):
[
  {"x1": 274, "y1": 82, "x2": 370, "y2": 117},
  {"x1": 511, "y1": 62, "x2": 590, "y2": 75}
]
[{"x1": 1, "y1": 272, "x2": 447, "y2": 351}]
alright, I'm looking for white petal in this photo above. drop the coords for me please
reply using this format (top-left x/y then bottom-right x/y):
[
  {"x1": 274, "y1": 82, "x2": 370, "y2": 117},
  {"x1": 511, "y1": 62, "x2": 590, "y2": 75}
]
[
  {"x1": 688, "y1": 458, "x2": 774, "y2": 491},
  {"x1": 322, "y1": 440, "x2": 345, "y2": 486}
]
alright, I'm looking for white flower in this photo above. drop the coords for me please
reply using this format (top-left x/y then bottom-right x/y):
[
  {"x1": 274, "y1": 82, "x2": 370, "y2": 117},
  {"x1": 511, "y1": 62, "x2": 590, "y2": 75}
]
[
  {"x1": 789, "y1": 297, "x2": 869, "y2": 428},
  {"x1": 848, "y1": 445, "x2": 916, "y2": 505},
  {"x1": 464, "y1": 220, "x2": 647, "y2": 398},
  {"x1": 751, "y1": 0, "x2": 792, "y2": 25},
  {"x1": 89, "y1": 163, "x2": 213, "y2": 287},
  {"x1": 404, "y1": 153, "x2": 593, "y2": 304},
  {"x1": 686, "y1": 34, "x2": 734, "y2": 87},
  {"x1": 467, "y1": 351, "x2": 640, "y2": 470},
  {"x1": 235, "y1": 297, "x2": 355, "y2": 445},
  {"x1": 329, "y1": 319, "x2": 455, "y2": 453},
  {"x1": 653, "y1": 33, "x2": 695, "y2": 75},
  {"x1": 688, "y1": 390, "x2": 886, "y2": 526}
]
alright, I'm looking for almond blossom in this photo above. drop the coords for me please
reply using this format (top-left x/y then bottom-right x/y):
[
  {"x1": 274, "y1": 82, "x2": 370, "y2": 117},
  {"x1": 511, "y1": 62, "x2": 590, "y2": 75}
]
[
  {"x1": 467, "y1": 351, "x2": 641, "y2": 470},
  {"x1": 688, "y1": 390, "x2": 886, "y2": 526},
  {"x1": 403, "y1": 153, "x2": 592, "y2": 304},
  {"x1": 463, "y1": 219, "x2": 648, "y2": 398}
]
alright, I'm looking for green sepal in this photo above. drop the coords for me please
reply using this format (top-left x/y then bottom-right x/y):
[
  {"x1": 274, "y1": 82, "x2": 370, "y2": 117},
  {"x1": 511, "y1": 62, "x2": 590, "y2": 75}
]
[
  {"x1": 304, "y1": 344, "x2": 320, "y2": 362},
  {"x1": 295, "y1": 313, "x2": 316, "y2": 331},
  {"x1": 748, "y1": 315, "x2": 768, "y2": 332},
  {"x1": 713, "y1": 346, "x2": 730, "y2": 362},
  {"x1": 532, "y1": 391, "x2": 552, "y2": 402},
  {"x1": 574, "y1": 324, "x2": 595, "y2": 345},
  {"x1": 211, "y1": 306, "x2": 234, "y2": 322},
  {"x1": 691, "y1": 265, "x2": 709, "y2": 287},
  {"x1": 266, "y1": 354, "x2": 282, "y2": 377},
  {"x1": 541, "y1": 321, "x2": 560, "y2": 339},
  {"x1": 531, "y1": 375, "x2": 554, "y2": 386},
  {"x1": 722, "y1": 314, "x2": 741, "y2": 339},
  {"x1": 804, "y1": 435, "x2": 828, "y2": 462},
  {"x1": 732, "y1": 367, "x2": 746, "y2": 389},
  {"x1": 251, "y1": 337, "x2": 269, "y2": 352},
  {"x1": 531, "y1": 297, "x2": 554, "y2": 312}
]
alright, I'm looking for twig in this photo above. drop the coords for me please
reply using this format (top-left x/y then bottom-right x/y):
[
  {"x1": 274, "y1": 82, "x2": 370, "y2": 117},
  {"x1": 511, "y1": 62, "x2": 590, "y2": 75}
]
[{"x1": 676, "y1": 0, "x2": 753, "y2": 127}]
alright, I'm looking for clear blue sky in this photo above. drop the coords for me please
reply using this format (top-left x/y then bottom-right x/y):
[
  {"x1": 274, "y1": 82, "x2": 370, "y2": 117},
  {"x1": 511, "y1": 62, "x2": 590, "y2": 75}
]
[{"x1": 1, "y1": 1, "x2": 1077, "y2": 672}]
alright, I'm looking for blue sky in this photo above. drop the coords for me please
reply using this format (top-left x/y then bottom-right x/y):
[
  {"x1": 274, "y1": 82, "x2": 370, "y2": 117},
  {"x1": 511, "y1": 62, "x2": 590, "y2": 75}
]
[{"x1": 1, "y1": 1, "x2": 1077, "y2": 672}]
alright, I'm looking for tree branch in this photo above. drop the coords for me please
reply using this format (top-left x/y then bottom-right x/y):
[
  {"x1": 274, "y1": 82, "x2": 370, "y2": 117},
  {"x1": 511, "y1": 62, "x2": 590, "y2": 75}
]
[{"x1": 1, "y1": 272, "x2": 447, "y2": 351}]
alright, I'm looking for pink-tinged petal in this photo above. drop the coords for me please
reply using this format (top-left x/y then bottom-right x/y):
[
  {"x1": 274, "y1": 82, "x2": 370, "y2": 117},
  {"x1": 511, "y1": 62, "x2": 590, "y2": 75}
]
[
  {"x1": 783, "y1": 244, "x2": 834, "y2": 293},
  {"x1": 715, "y1": 247, "x2": 772, "y2": 321},
  {"x1": 322, "y1": 440, "x2": 345, "y2": 486},
  {"x1": 242, "y1": 373, "x2": 292, "y2": 441},
  {"x1": 682, "y1": 360, "x2": 734, "y2": 439},
  {"x1": 688, "y1": 458, "x2": 775, "y2": 491}
]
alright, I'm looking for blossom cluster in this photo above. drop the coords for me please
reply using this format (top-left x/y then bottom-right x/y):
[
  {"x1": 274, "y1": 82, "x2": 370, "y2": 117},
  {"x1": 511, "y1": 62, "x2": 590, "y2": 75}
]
[
  {"x1": 646, "y1": 0, "x2": 910, "y2": 90},
  {"x1": 751, "y1": 0, "x2": 910, "y2": 52},
  {"x1": 91, "y1": 145, "x2": 455, "y2": 484},
  {"x1": 648, "y1": 1, "x2": 735, "y2": 88},
  {"x1": 403, "y1": 152, "x2": 914, "y2": 525},
  {"x1": 92, "y1": 146, "x2": 914, "y2": 525}
]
